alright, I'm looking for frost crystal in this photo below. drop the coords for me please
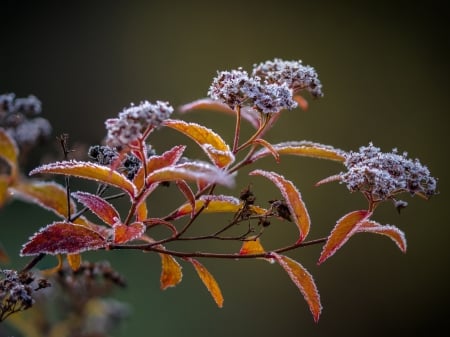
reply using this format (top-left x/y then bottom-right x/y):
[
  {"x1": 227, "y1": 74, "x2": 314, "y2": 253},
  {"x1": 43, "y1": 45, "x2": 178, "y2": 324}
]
[
  {"x1": 105, "y1": 100, "x2": 173, "y2": 147},
  {"x1": 340, "y1": 143, "x2": 438, "y2": 201},
  {"x1": 252, "y1": 58, "x2": 323, "y2": 98}
]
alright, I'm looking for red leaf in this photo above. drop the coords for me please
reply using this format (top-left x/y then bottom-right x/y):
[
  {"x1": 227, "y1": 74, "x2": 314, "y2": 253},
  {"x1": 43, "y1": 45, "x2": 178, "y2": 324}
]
[
  {"x1": 164, "y1": 119, "x2": 234, "y2": 168},
  {"x1": 29, "y1": 160, "x2": 137, "y2": 198},
  {"x1": 318, "y1": 210, "x2": 372, "y2": 265},
  {"x1": 146, "y1": 161, "x2": 234, "y2": 188},
  {"x1": 293, "y1": 95, "x2": 309, "y2": 111},
  {"x1": 133, "y1": 145, "x2": 186, "y2": 190},
  {"x1": 72, "y1": 191, "x2": 120, "y2": 226},
  {"x1": 160, "y1": 253, "x2": 183, "y2": 290},
  {"x1": 187, "y1": 258, "x2": 224, "y2": 308},
  {"x1": 113, "y1": 222, "x2": 146, "y2": 244},
  {"x1": 250, "y1": 170, "x2": 310, "y2": 242},
  {"x1": 272, "y1": 253, "x2": 322, "y2": 322},
  {"x1": 358, "y1": 220, "x2": 407, "y2": 253},
  {"x1": 11, "y1": 181, "x2": 76, "y2": 219},
  {"x1": 175, "y1": 180, "x2": 196, "y2": 218},
  {"x1": 20, "y1": 222, "x2": 107, "y2": 256}
]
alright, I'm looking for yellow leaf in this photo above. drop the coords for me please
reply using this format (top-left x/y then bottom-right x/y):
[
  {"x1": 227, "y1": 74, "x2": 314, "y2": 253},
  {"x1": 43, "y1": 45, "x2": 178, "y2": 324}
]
[
  {"x1": 273, "y1": 253, "x2": 322, "y2": 322},
  {"x1": 0, "y1": 128, "x2": 18, "y2": 179},
  {"x1": 29, "y1": 160, "x2": 137, "y2": 198},
  {"x1": 0, "y1": 175, "x2": 10, "y2": 208},
  {"x1": 164, "y1": 119, "x2": 234, "y2": 168},
  {"x1": 11, "y1": 181, "x2": 76, "y2": 219},
  {"x1": 239, "y1": 238, "x2": 265, "y2": 255},
  {"x1": 318, "y1": 210, "x2": 372, "y2": 264},
  {"x1": 159, "y1": 253, "x2": 183, "y2": 290},
  {"x1": 67, "y1": 253, "x2": 82, "y2": 271},
  {"x1": 188, "y1": 258, "x2": 224, "y2": 308},
  {"x1": 250, "y1": 141, "x2": 346, "y2": 163}
]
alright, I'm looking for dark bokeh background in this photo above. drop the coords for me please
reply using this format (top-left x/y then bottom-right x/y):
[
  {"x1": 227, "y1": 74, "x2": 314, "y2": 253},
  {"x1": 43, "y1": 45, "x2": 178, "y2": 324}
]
[{"x1": 1, "y1": 1, "x2": 449, "y2": 336}]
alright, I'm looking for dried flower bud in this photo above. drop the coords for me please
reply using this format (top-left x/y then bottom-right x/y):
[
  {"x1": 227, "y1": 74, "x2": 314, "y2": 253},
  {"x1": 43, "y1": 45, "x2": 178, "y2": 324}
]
[{"x1": 340, "y1": 143, "x2": 438, "y2": 201}]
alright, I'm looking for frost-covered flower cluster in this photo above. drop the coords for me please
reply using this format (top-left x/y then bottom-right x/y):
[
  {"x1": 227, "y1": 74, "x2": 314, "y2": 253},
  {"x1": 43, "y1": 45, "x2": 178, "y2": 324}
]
[
  {"x1": 208, "y1": 58, "x2": 322, "y2": 114},
  {"x1": 105, "y1": 100, "x2": 173, "y2": 147},
  {"x1": 252, "y1": 58, "x2": 323, "y2": 98},
  {"x1": 0, "y1": 93, "x2": 52, "y2": 148},
  {"x1": 340, "y1": 143, "x2": 438, "y2": 201}
]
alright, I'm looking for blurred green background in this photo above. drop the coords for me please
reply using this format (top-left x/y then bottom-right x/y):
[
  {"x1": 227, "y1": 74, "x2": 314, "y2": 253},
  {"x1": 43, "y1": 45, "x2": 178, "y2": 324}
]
[{"x1": 1, "y1": 1, "x2": 449, "y2": 336}]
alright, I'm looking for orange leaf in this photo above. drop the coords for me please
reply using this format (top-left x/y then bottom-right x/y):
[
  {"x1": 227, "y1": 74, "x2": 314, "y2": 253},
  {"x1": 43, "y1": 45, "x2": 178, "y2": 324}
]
[
  {"x1": 72, "y1": 191, "x2": 120, "y2": 226},
  {"x1": 113, "y1": 222, "x2": 146, "y2": 244},
  {"x1": 293, "y1": 95, "x2": 309, "y2": 111},
  {"x1": 164, "y1": 119, "x2": 234, "y2": 168},
  {"x1": 318, "y1": 210, "x2": 372, "y2": 265},
  {"x1": 187, "y1": 258, "x2": 224, "y2": 308},
  {"x1": 29, "y1": 160, "x2": 137, "y2": 198},
  {"x1": 11, "y1": 181, "x2": 77, "y2": 219},
  {"x1": 146, "y1": 162, "x2": 234, "y2": 188},
  {"x1": 358, "y1": 220, "x2": 407, "y2": 253},
  {"x1": 20, "y1": 221, "x2": 107, "y2": 256},
  {"x1": 136, "y1": 200, "x2": 148, "y2": 222},
  {"x1": 159, "y1": 253, "x2": 183, "y2": 290},
  {"x1": 0, "y1": 175, "x2": 10, "y2": 208},
  {"x1": 252, "y1": 138, "x2": 280, "y2": 163},
  {"x1": 0, "y1": 129, "x2": 18, "y2": 179},
  {"x1": 175, "y1": 180, "x2": 196, "y2": 218},
  {"x1": 239, "y1": 238, "x2": 266, "y2": 255},
  {"x1": 133, "y1": 145, "x2": 186, "y2": 190},
  {"x1": 0, "y1": 243, "x2": 9, "y2": 263},
  {"x1": 179, "y1": 98, "x2": 260, "y2": 129},
  {"x1": 250, "y1": 170, "x2": 310, "y2": 242},
  {"x1": 67, "y1": 253, "x2": 82, "y2": 271},
  {"x1": 250, "y1": 141, "x2": 346, "y2": 164},
  {"x1": 272, "y1": 253, "x2": 322, "y2": 322}
]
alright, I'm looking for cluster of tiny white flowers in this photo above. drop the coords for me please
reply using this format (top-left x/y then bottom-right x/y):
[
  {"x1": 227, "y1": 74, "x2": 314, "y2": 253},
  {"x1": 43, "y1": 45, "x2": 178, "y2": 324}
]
[
  {"x1": 252, "y1": 58, "x2": 323, "y2": 98},
  {"x1": 105, "y1": 100, "x2": 173, "y2": 147},
  {"x1": 340, "y1": 143, "x2": 437, "y2": 201}
]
